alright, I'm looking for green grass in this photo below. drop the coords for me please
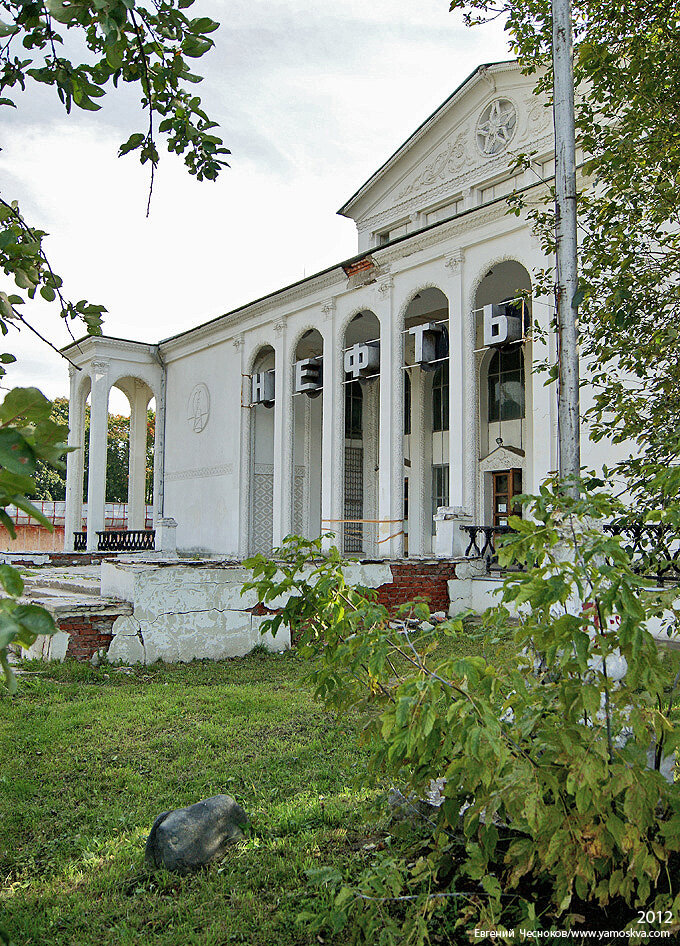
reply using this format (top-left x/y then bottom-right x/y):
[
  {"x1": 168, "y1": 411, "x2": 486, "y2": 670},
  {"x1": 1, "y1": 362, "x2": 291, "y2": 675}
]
[{"x1": 0, "y1": 633, "x2": 514, "y2": 945}]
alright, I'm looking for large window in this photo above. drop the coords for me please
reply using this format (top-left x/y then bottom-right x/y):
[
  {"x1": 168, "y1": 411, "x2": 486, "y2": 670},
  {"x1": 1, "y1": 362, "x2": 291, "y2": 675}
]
[
  {"x1": 432, "y1": 361, "x2": 449, "y2": 432},
  {"x1": 345, "y1": 381, "x2": 363, "y2": 439},
  {"x1": 431, "y1": 464, "x2": 449, "y2": 533},
  {"x1": 488, "y1": 347, "x2": 525, "y2": 422}
]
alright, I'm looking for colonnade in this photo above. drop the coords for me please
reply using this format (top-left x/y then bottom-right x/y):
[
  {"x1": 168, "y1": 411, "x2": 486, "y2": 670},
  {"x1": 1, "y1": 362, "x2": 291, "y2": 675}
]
[
  {"x1": 63, "y1": 351, "x2": 163, "y2": 552},
  {"x1": 241, "y1": 251, "x2": 491, "y2": 559}
]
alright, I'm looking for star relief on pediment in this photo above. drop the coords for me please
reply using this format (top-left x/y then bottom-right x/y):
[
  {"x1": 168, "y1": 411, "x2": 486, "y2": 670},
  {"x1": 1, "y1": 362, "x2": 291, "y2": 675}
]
[{"x1": 476, "y1": 98, "x2": 518, "y2": 156}]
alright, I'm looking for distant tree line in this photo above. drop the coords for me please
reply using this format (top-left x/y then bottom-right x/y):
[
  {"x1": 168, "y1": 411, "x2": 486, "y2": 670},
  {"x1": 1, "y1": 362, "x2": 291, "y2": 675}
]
[{"x1": 32, "y1": 397, "x2": 155, "y2": 504}]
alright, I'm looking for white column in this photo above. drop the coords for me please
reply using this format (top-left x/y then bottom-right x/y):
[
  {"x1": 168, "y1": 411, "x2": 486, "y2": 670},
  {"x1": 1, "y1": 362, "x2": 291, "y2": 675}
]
[
  {"x1": 376, "y1": 275, "x2": 403, "y2": 558},
  {"x1": 272, "y1": 321, "x2": 293, "y2": 547},
  {"x1": 151, "y1": 377, "x2": 165, "y2": 533},
  {"x1": 320, "y1": 301, "x2": 341, "y2": 552},
  {"x1": 444, "y1": 252, "x2": 467, "y2": 509},
  {"x1": 63, "y1": 366, "x2": 87, "y2": 551},
  {"x1": 127, "y1": 381, "x2": 150, "y2": 531},
  {"x1": 86, "y1": 360, "x2": 110, "y2": 551}
]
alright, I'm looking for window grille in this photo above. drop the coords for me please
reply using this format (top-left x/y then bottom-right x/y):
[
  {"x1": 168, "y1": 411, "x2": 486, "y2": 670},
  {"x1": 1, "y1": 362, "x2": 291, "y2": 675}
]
[
  {"x1": 343, "y1": 446, "x2": 364, "y2": 553},
  {"x1": 432, "y1": 361, "x2": 449, "y2": 432}
]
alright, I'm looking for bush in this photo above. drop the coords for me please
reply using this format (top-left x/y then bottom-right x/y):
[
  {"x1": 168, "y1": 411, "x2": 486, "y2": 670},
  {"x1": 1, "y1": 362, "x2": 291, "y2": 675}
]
[{"x1": 244, "y1": 479, "x2": 680, "y2": 941}]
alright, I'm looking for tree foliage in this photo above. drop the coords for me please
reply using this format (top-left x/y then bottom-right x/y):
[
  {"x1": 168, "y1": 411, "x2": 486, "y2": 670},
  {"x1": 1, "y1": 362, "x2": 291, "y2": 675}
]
[
  {"x1": 0, "y1": 387, "x2": 69, "y2": 693},
  {"x1": 0, "y1": 0, "x2": 226, "y2": 687},
  {"x1": 245, "y1": 486, "x2": 680, "y2": 938}
]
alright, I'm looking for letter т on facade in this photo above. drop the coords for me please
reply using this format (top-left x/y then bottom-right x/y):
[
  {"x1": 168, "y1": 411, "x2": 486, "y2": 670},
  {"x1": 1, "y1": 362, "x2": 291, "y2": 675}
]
[{"x1": 552, "y1": 0, "x2": 581, "y2": 497}]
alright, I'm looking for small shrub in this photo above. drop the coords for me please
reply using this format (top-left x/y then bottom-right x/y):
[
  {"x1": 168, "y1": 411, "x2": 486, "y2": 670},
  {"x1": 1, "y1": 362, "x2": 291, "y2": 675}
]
[{"x1": 244, "y1": 479, "x2": 680, "y2": 941}]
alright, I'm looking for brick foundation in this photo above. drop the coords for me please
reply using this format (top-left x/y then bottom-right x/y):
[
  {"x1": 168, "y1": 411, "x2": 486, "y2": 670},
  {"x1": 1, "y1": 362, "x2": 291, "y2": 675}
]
[
  {"x1": 57, "y1": 613, "x2": 120, "y2": 660},
  {"x1": 374, "y1": 561, "x2": 456, "y2": 613}
]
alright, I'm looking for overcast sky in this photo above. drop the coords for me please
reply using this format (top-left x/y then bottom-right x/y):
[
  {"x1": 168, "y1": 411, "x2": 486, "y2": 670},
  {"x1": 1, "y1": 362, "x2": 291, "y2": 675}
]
[{"x1": 2, "y1": 0, "x2": 509, "y2": 413}]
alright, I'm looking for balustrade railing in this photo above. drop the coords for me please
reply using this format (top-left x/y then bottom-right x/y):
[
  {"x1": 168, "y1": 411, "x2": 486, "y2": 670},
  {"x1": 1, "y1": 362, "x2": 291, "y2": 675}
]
[
  {"x1": 72, "y1": 530, "x2": 155, "y2": 552},
  {"x1": 461, "y1": 525, "x2": 513, "y2": 573},
  {"x1": 604, "y1": 520, "x2": 680, "y2": 585},
  {"x1": 461, "y1": 521, "x2": 680, "y2": 584}
]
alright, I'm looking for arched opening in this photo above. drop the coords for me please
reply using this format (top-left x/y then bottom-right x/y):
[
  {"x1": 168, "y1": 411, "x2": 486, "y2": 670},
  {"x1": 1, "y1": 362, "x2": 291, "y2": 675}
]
[
  {"x1": 293, "y1": 329, "x2": 324, "y2": 540},
  {"x1": 402, "y1": 287, "x2": 450, "y2": 555},
  {"x1": 250, "y1": 345, "x2": 276, "y2": 555},
  {"x1": 342, "y1": 310, "x2": 380, "y2": 556},
  {"x1": 474, "y1": 260, "x2": 531, "y2": 526},
  {"x1": 77, "y1": 378, "x2": 155, "y2": 547},
  {"x1": 111, "y1": 378, "x2": 155, "y2": 533}
]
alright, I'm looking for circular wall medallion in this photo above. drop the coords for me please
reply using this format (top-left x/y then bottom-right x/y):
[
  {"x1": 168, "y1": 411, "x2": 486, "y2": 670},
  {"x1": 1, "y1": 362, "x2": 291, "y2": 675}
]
[
  {"x1": 187, "y1": 383, "x2": 210, "y2": 433},
  {"x1": 476, "y1": 98, "x2": 517, "y2": 156}
]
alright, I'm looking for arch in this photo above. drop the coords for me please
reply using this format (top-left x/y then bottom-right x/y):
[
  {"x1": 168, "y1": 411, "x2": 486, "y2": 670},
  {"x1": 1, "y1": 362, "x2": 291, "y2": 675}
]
[
  {"x1": 339, "y1": 309, "x2": 380, "y2": 556},
  {"x1": 396, "y1": 282, "x2": 450, "y2": 330},
  {"x1": 473, "y1": 260, "x2": 532, "y2": 524},
  {"x1": 337, "y1": 303, "x2": 380, "y2": 342},
  {"x1": 246, "y1": 340, "x2": 276, "y2": 376},
  {"x1": 401, "y1": 286, "x2": 451, "y2": 556},
  {"x1": 292, "y1": 328, "x2": 324, "y2": 540},
  {"x1": 249, "y1": 343, "x2": 276, "y2": 554}
]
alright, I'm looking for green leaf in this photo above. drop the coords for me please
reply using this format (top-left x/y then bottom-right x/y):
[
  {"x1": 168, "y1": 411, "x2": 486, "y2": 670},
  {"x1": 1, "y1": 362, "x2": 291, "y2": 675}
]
[
  {"x1": 182, "y1": 35, "x2": 214, "y2": 58},
  {"x1": 189, "y1": 17, "x2": 220, "y2": 34},
  {"x1": 0, "y1": 429, "x2": 36, "y2": 475},
  {"x1": 13, "y1": 604, "x2": 56, "y2": 638},
  {"x1": 0, "y1": 564, "x2": 23, "y2": 597},
  {"x1": 0, "y1": 612, "x2": 21, "y2": 649},
  {"x1": 0, "y1": 387, "x2": 51, "y2": 425}
]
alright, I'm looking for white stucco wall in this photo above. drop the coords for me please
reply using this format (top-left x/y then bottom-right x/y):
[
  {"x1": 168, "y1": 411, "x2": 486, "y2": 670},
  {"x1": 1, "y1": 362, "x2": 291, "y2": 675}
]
[{"x1": 101, "y1": 559, "x2": 392, "y2": 664}]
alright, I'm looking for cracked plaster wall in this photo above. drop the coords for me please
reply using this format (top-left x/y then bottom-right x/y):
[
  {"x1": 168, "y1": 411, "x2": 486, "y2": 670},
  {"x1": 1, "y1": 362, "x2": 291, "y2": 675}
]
[{"x1": 102, "y1": 561, "x2": 392, "y2": 665}]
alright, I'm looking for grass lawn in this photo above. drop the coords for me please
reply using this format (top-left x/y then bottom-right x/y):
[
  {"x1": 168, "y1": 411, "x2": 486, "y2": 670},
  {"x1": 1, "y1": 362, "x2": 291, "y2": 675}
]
[{"x1": 0, "y1": 633, "x2": 514, "y2": 946}]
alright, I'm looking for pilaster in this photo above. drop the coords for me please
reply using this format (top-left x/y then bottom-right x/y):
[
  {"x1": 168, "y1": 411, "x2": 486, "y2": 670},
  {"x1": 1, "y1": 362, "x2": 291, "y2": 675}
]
[
  {"x1": 444, "y1": 251, "x2": 467, "y2": 510},
  {"x1": 376, "y1": 274, "x2": 404, "y2": 557},
  {"x1": 272, "y1": 321, "x2": 293, "y2": 546},
  {"x1": 320, "y1": 300, "x2": 340, "y2": 552},
  {"x1": 235, "y1": 334, "x2": 251, "y2": 557}
]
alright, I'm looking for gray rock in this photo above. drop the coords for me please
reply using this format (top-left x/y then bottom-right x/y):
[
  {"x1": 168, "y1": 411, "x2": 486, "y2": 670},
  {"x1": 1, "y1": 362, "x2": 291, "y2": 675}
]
[{"x1": 145, "y1": 794, "x2": 248, "y2": 873}]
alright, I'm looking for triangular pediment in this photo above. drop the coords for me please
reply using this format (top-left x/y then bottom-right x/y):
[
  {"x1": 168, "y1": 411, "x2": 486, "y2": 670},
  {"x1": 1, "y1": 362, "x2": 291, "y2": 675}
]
[
  {"x1": 479, "y1": 444, "x2": 526, "y2": 473},
  {"x1": 339, "y1": 61, "x2": 553, "y2": 250}
]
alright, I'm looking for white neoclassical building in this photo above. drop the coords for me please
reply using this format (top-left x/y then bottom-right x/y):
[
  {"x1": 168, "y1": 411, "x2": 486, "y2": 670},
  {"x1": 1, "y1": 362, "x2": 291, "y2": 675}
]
[{"x1": 62, "y1": 60, "x2": 618, "y2": 559}]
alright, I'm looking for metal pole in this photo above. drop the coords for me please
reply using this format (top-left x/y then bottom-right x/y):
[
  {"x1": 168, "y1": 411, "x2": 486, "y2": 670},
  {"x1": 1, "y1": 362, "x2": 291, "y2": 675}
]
[{"x1": 552, "y1": 0, "x2": 581, "y2": 496}]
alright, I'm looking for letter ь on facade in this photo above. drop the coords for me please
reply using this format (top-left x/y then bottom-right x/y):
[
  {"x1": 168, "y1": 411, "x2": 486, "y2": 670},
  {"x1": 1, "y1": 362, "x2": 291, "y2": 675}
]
[
  {"x1": 343, "y1": 342, "x2": 380, "y2": 379},
  {"x1": 483, "y1": 303, "x2": 522, "y2": 347}
]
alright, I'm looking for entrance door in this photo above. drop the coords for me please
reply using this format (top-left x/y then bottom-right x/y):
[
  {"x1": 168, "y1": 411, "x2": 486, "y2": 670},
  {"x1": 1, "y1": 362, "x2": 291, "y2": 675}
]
[{"x1": 492, "y1": 469, "x2": 522, "y2": 528}]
